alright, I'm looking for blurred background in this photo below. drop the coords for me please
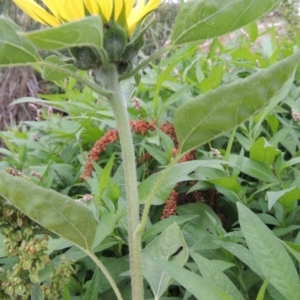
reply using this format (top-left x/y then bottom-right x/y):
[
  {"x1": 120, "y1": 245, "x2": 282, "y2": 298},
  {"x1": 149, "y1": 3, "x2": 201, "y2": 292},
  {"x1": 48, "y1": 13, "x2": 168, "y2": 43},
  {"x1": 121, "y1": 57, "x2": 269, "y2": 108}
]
[
  {"x1": 0, "y1": 0, "x2": 180, "y2": 132},
  {"x1": 0, "y1": 0, "x2": 299, "y2": 133}
]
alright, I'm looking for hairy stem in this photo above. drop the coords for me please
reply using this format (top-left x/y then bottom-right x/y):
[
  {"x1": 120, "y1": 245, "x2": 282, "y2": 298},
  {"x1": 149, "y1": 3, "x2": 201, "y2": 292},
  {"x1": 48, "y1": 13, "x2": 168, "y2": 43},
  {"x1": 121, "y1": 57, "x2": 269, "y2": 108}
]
[
  {"x1": 84, "y1": 250, "x2": 124, "y2": 300},
  {"x1": 94, "y1": 64, "x2": 143, "y2": 300}
]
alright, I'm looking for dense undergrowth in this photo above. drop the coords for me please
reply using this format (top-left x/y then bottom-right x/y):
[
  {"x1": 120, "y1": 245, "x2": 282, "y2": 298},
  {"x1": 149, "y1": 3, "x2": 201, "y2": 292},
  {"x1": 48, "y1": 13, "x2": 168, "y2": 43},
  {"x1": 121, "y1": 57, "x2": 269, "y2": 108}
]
[{"x1": 1, "y1": 1, "x2": 300, "y2": 299}]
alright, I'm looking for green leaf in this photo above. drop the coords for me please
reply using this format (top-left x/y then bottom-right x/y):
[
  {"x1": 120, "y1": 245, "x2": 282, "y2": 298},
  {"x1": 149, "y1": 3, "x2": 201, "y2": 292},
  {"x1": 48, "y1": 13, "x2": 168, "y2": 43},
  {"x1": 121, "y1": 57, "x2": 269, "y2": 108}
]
[
  {"x1": 278, "y1": 157, "x2": 300, "y2": 176},
  {"x1": 96, "y1": 256, "x2": 129, "y2": 292},
  {"x1": 24, "y1": 16, "x2": 103, "y2": 51},
  {"x1": 250, "y1": 137, "x2": 280, "y2": 166},
  {"x1": 0, "y1": 171, "x2": 96, "y2": 250},
  {"x1": 266, "y1": 187, "x2": 300, "y2": 210},
  {"x1": 216, "y1": 241, "x2": 262, "y2": 276},
  {"x1": 0, "y1": 16, "x2": 40, "y2": 66},
  {"x1": 92, "y1": 212, "x2": 120, "y2": 252},
  {"x1": 99, "y1": 154, "x2": 115, "y2": 196},
  {"x1": 230, "y1": 155, "x2": 278, "y2": 183},
  {"x1": 142, "y1": 223, "x2": 188, "y2": 299},
  {"x1": 139, "y1": 159, "x2": 228, "y2": 205},
  {"x1": 176, "y1": 202, "x2": 222, "y2": 233},
  {"x1": 31, "y1": 284, "x2": 44, "y2": 300},
  {"x1": 199, "y1": 62, "x2": 225, "y2": 93},
  {"x1": 172, "y1": 0, "x2": 280, "y2": 45},
  {"x1": 146, "y1": 255, "x2": 233, "y2": 300},
  {"x1": 142, "y1": 215, "x2": 198, "y2": 242},
  {"x1": 42, "y1": 55, "x2": 77, "y2": 81},
  {"x1": 174, "y1": 51, "x2": 300, "y2": 153},
  {"x1": 256, "y1": 277, "x2": 269, "y2": 300},
  {"x1": 237, "y1": 203, "x2": 300, "y2": 299},
  {"x1": 83, "y1": 267, "x2": 100, "y2": 300},
  {"x1": 190, "y1": 251, "x2": 245, "y2": 300},
  {"x1": 181, "y1": 222, "x2": 213, "y2": 249},
  {"x1": 282, "y1": 241, "x2": 300, "y2": 264},
  {"x1": 208, "y1": 177, "x2": 241, "y2": 193}
]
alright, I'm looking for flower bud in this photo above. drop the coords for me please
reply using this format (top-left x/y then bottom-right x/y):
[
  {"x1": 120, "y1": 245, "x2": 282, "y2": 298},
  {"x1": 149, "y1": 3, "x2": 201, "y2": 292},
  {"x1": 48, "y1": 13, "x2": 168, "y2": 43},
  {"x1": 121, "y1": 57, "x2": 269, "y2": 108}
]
[
  {"x1": 103, "y1": 21, "x2": 127, "y2": 63},
  {"x1": 70, "y1": 46, "x2": 101, "y2": 70}
]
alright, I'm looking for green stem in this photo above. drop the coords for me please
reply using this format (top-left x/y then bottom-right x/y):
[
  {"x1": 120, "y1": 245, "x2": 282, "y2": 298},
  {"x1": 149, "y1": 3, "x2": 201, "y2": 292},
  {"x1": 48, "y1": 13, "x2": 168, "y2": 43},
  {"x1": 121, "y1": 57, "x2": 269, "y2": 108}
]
[
  {"x1": 119, "y1": 46, "x2": 171, "y2": 81},
  {"x1": 94, "y1": 64, "x2": 143, "y2": 300},
  {"x1": 224, "y1": 127, "x2": 236, "y2": 162},
  {"x1": 84, "y1": 250, "x2": 124, "y2": 300}
]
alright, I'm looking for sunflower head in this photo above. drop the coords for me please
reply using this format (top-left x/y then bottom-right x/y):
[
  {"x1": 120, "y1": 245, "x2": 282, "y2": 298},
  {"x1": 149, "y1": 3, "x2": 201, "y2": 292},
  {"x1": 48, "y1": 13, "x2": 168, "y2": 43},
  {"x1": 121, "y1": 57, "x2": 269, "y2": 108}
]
[{"x1": 13, "y1": 0, "x2": 161, "y2": 72}]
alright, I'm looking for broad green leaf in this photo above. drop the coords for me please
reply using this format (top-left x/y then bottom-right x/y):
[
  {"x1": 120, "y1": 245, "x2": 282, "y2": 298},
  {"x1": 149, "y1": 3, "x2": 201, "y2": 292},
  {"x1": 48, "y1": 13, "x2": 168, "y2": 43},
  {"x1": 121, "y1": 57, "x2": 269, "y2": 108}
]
[
  {"x1": 0, "y1": 16, "x2": 40, "y2": 66},
  {"x1": 282, "y1": 241, "x2": 300, "y2": 264},
  {"x1": 190, "y1": 251, "x2": 245, "y2": 300},
  {"x1": 172, "y1": 0, "x2": 280, "y2": 45},
  {"x1": 24, "y1": 16, "x2": 103, "y2": 51},
  {"x1": 92, "y1": 212, "x2": 120, "y2": 251},
  {"x1": 208, "y1": 177, "x2": 241, "y2": 193},
  {"x1": 266, "y1": 187, "x2": 300, "y2": 210},
  {"x1": 142, "y1": 215, "x2": 198, "y2": 242},
  {"x1": 199, "y1": 62, "x2": 225, "y2": 93},
  {"x1": 42, "y1": 55, "x2": 77, "y2": 81},
  {"x1": 0, "y1": 171, "x2": 96, "y2": 250},
  {"x1": 177, "y1": 202, "x2": 222, "y2": 233},
  {"x1": 216, "y1": 241, "x2": 262, "y2": 276},
  {"x1": 250, "y1": 137, "x2": 280, "y2": 166},
  {"x1": 181, "y1": 222, "x2": 214, "y2": 250},
  {"x1": 237, "y1": 203, "x2": 300, "y2": 299},
  {"x1": 31, "y1": 284, "x2": 44, "y2": 300},
  {"x1": 83, "y1": 267, "x2": 100, "y2": 300},
  {"x1": 142, "y1": 223, "x2": 188, "y2": 299},
  {"x1": 47, "y1": 237, "x2": 73, "y2": 254},
  {"x1": 230, "y1": 155, "x2": 278, "y2": 183},
  {"x1": 278, "y1": 157, "x2": 300, "y2": 176},
  {"x1": 99, "y1": 154, "x2": 115, "y2": 196},
  {"x1": 147, "y1": 255, "x2": 233, "y2": 300},
  {"x1": 139, "y1": 159, "x2": 227, "y2": 205},
  {"x1": 174, "y1": 51, "x2": 300, "y2": 153}
]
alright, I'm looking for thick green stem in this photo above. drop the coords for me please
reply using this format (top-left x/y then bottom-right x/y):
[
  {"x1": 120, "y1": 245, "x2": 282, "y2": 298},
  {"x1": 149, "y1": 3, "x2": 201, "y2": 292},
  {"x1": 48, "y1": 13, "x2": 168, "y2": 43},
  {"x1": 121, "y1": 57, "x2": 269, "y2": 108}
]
[{"x1": 94, "y1": 64, "x2": 143, "y2": 300}]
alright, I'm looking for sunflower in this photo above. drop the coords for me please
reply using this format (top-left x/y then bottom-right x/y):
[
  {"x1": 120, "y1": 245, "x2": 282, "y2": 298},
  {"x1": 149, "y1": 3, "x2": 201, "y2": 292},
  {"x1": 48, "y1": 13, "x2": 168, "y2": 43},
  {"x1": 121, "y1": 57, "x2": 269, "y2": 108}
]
[{"x1": 13, "y1": 0, "x2": 161, "y2": 36}]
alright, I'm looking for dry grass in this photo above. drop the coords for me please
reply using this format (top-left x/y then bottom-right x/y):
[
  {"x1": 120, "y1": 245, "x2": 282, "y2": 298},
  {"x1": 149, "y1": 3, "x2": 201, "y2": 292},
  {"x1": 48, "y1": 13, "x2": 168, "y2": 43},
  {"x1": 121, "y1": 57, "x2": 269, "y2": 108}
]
[{"x1": 0, "y1": 67, "x2": 40, "y2": 130}]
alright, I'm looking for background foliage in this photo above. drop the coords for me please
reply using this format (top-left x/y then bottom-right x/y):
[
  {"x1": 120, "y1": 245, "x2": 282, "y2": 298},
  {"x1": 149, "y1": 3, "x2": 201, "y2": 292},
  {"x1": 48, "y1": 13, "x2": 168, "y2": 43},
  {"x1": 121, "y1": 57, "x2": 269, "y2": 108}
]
[{"x1": 1, "y1": 0, "x2": 300, "y2": 299}]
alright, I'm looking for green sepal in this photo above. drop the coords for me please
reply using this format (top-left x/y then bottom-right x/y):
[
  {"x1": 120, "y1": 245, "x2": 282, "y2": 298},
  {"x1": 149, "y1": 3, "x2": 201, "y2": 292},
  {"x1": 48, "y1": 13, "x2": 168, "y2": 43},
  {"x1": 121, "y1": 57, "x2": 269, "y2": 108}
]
[
  {"x1": 120, "y1": 30, "x2": 144, "y2": 62},
  {"x1": 103, "y1": 21, "x2": 127, "y2": 62},
  {"x1": 70, "y1": 46, "x2": 101, "y2": 70},
  {"x1": 120, "y1": 17, "x2": 152, "y2": 62},
  {"x1": 117, "y1": 61, "x2": 132, "y2": 75}
]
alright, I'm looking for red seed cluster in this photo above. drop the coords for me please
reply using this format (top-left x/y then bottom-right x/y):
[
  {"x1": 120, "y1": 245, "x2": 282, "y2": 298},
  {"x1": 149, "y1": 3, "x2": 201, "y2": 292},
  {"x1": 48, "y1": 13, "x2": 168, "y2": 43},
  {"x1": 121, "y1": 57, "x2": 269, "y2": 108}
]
[
  {"x1": 179, "y1": 150, "x2": 196, "y2": 162},
  {"x1": 130, "y1": 120, "x2": 155, "y2": 135},
  {"x1": 81, "y1": 129, "x2": 118, "y2": 179},
  {"x1": 81, "y1": 120, "x2": 198, "y2": 219},
  {"x1": 161, "y1": 190, "x2": 178, "y2": 220},
  {"x1": 160, "y1": 122, "x2": 178, "y2": 146}
]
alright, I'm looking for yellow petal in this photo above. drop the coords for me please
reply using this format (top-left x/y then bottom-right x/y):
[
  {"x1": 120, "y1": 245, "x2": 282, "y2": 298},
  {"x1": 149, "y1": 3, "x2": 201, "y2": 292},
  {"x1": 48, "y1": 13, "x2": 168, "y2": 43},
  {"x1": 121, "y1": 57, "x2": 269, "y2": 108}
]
[
  {"x1": 114, "y1": 0, "x2": 124, "y2": 21},
  {"x1": 42, "y1": 0, "x2": 59, "y2": 17},
  {"x1": 58, "y1": 0, "x2": 85, "y2": 22},
  {"x1": 99, "y1": 0, "x2": 113, "y2": 22},
  {"x1": 128, "y1": 0, "x2": 160, "y2": 34},
  {"x1": 84, "y1": 0, "x2": 100, "y2": 15},
  {"x1": 124, "y1": 0, "x2": 135, "y2": 18},
  {"x1": 13, "y1": 0, "x2": 60, "y2": 26}
]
